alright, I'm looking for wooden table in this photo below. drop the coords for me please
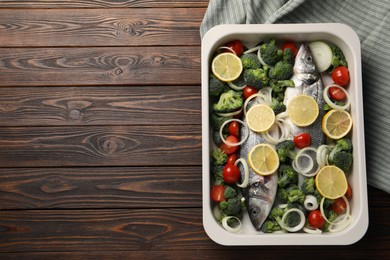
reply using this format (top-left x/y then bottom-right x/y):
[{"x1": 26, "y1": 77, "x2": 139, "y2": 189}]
[{"x1": 0, "y1": 1, "x2": 389, "y2": 258}]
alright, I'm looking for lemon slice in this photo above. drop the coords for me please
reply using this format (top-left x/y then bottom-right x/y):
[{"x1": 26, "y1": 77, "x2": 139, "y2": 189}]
[
  {"x1": 246, "y1": 104, "x2": 275, "y2": 133},
  {"x1": 315, "y1": 165, "x2": 348, "y2": 199},
  {"x1": 211, "y1": 52, "x2": 243, "y2": 82},
  {"x1": 248, "y1": 143, "x2": 279, "y2": 176},
  {"x1": 322, "y1": 109, "x2": 353, "y2": 139},
  {"x1": 287, "y1": 95, "x2": 319, "y2": 127}
]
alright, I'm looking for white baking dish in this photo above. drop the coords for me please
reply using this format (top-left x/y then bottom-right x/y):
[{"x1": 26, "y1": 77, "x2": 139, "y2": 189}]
[{"x1": 201, "y1": 23, "x2": 368, "y2": 245}]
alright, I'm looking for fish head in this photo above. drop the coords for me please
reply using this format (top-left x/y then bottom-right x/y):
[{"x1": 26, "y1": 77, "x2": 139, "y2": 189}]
[
  {"x1": 293, "y1": 43, "x2": 319, "y2": 85},
  {"x1": 246, "y1": 178, "x2": 275, "y2": 230}
]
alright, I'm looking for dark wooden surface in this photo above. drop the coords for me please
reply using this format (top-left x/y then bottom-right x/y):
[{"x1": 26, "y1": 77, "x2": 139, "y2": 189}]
[{"x1": 0, "y1": 1, "x2": 389, "y2": 259}]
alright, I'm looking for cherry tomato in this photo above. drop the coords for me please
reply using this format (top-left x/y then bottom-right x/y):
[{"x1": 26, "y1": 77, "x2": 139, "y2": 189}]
[
  {"x1": 328, "y1": 86, "x2": 346, "y2": 101},
  {"x1": 345, "y1": 183, "x2": 352, "y2": 200},
  {"x1": 228, "y1": 121, "x2": 240, "y2": 137},
  {"x1": 308, "y1": 210, "x2": 325, "y2": 229},
  {"x1": 223, "y1": 164, "x2": 241, "y2": 184},
  {"x1": 227, "y1": 153, "x2": 238, "y2": 165},
  {"x1": 224, "y1": 40, "x2": 245, "y2": 57},
  {"x1": 210, "y1": 185, "x2": 226, "y2": 203},
  {"x1": 293, "y1": 133, "x2": 312, "y2": 149},
  {"x1": 282, "y1": 41, "x2": 298, "y2": 57},
  {"x1": 332, "y1": 197, "x2": 347, "y2": 214},
  {"x1": 220, "y1": 135, "x2": 240, "y2": 155},
  {"x1": 242, "y1": 85, "x2": 258, "y2": 100},
  {"x1": 332, "y1": 66, "x2": 350, "y2": 86}
]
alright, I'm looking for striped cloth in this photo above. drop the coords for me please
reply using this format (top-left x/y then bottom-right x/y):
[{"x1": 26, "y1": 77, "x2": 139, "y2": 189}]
[{"x1": 200, "y1": 0, "x2": 390, "y2": 193}]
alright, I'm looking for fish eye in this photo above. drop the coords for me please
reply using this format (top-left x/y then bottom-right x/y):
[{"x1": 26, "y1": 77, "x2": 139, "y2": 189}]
[
  {"x1": 306, "y1": 56, "x2": 313, "y2": 62},
  {"x1": 250, "y1": 208, "x2": 258, "y2": 216}
]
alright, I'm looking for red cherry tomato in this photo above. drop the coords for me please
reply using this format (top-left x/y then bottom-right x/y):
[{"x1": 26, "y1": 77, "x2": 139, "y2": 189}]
[
  {"x1": 210, "y1": 185, "x2": 226, "y2": 203},
  {"x1": 328, "y1": 86, "x2": 346, "y2": 101},
  {"x1": 345, "y1": 183, "x2": 352, "y2": 200},
  {"x1": 242, "y1": 85, "x2": 258, "y2": 100},
  {"x1": 282, "y1": 41, "x2": 298, "y2": 57},
  {"x1": 220, "y1": 135, "x2": 240, "y2": 155},
  {"x1": 332, "y1": 197, "x2": 347, "y2": 214},
  {"x1": 224, "y1": 40, "x2": 245, "y2": 57},
  {"x1": 308, "y1": 210, "x2": 325, "y2": 229},
  {"x1": 227, "y1": 153, "x2": 238, "y2": 165},
  {"x1": 332, "y1": 66, "x2": 350, "y2": 86},
  {"x1": 223, "y1": 164, "x2": 241, "y2": 184},
  {"x1": 293, "y1": 133, "x2": 312, "y2": 149},
  {"x1": 228, "y1": 121, "x2": 240, "y2": 137}
]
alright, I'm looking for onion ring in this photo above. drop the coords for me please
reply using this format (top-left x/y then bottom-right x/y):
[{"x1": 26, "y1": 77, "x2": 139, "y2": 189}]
[
  {"x1": 235, "y1": 158, "x2": 249, "y2": 188},
  {"x1": 323, "y1": 84, "x2": 351, "y2": 111},
  {"x1": 221, "y1": 216, "x2": 241, "y2": 233},
  {"x1": 219, "y1": 118, "x2": 248, "y2": 146}
]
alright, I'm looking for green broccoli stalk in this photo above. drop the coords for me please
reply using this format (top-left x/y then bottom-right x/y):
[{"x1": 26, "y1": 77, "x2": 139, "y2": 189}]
[
  {"x1": 268, "y1": 61, "x2": 293, "y2": 80},
  {"x1": 213, "y1": 90, "x2": 243, "y2": 113},
  {"x1": 277, "y1": 164, "x2": 298, "y2": 188},
  {"x1": 210, "y1": 113, "x2": 232, "y2": 131},
  {"x1": 211, "y1": 148, "x2": 228, "y2": 165},
  {"x1": 209, "y1": 74, "x2": 226, "y2": 97},
  {"x1": 240, "y1": 53, "x2": 262, "y2": 70},
  {"x1": 276, "y1": 140, "x2": 297, "y2": 164},
  {"x1": 223, "y1": 185, "x2": 238, "y2": 199},
  {"x1": 243, "y1": 67, "x2": 270, "y2": 89},
  {"x1": 259, "y1": 39, "x2": 282, "y2": 66},
  {"x1": 327, "y1": 45, "x2": 348, "y2": 74},
  {"x1": 301, "y1": 177, "x2": 315, "y2": 195},
  {"x1": 262, "y1": 220, "x2": 282, "y2": 233}
]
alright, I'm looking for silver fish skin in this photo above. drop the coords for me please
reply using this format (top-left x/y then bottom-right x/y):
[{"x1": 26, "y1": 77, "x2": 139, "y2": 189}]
[
  {"x1": 240, "y1": 102, "x2": 278, "y2": 231},
  {"x1": 284, "y1": 43, "x2": 326, "y2": 148}
]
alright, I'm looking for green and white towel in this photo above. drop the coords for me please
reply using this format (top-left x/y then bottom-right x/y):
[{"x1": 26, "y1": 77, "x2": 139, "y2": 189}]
[{"x1": 200, "y1": 0, "x2": 390, "y2": 193}]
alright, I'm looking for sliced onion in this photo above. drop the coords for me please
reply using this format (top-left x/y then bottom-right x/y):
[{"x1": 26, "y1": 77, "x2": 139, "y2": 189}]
[
  {"x1": 303, "y1": 226, "x2": 323, "y2": 234},
  {"x1": 276, "y1": 111, "x2": 289, "y2": 119},
  {"x1": 221, "y1": 216, "x2": 241, "y2": 233},
  {"x1": 323, "y1": 84, "x2": 351, "y2": 111},
  {"x1": 243, "y1": 93, "x2": 260, "y2": 115},
  {"x1": 262, "y1": 119, "x2": 290, "y2": 144},
  {"x1": 218, "y1": 46, "x2": 237, "y2": 56},
  {"x1": 316, "y1": 145, "x2": 331, "y2": 167},
  {"x1": 219, "y1": 118, "x2": 248, "y2": 146},
  {"x1": 328, "y1": 215, "x2": 352, "y2": 233},
  {"x1": 320, "y1": 196, "x2": 350, "y2": 225},
  {"x1": 293, "y1": 147, "x2": 320, "y2": 177},
  {"x1": 235, "y1": 158, "x2": 249, "y2": 188},
  {"x1": 227, "y1": 81, "x2": 246, "y2": 91},
  {"x1": 213, "y1": 205, "x2": 222, "y2": 221},
  {"x1": 243, "y1": 46, "x2": 260, "y2": 54},
  {"x1": 216, "y1": 108, "x2": 242, "y2": 117},
  {"x1": 278, "y1": 208, "x2": 306, "y2": 233},
  {"x1": 304, "y1": 195, "x2": 319, "y2": 210},
  {"x1": 278, "y1": 204, "x2": 288, "y2": 209}
]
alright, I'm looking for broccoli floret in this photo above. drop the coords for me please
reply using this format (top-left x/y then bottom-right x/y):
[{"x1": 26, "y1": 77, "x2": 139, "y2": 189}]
[
  {"x1": 211, "y1": 165, "x2": 224, "y2": 185},
  {"x1": 328, "y1": 45, "x2": 348, "y2": 74},
  {"x1": 322, "y1": 210, "x2": 338, "y2": 231},
  {"x1": 259, "y1": 39, "x2": 282, "y2": 66},
  {"x1": 286, "y1": 185, "x2": 305, "y2": 204},
  {"x1": 262, "y1": 220, "x2": 282, "y2": 233},
  {"x1": 223, "y1": 185, "x2": 238, "y2": 199},
  {"x1": 283, "y1": 48, "x2": 295, "y2": 64},
  {"x1": 332, "y1": 151, "x2": 353, "y2": 172},
  {"x1": 219, "y1": 197, "x2": 243, "y2": 216},
  {"x1": 243, "y1": 67, "x2": 270, "y2": 89},
  {"x1": 269, "y1": 61, "x2": 293, "y2": 80},
  {"x1": 209, "y1": 74, "x2": 226, "y2": 97},
  {"x1": 210, "y1": 113, "x2": 232, "y2": 131},
  {"x1": 276, "y1": 140, "x2": 296, "y2": 163},
  {"x1": 277, "y1": 187, "x2": 289, "y2": 203},
  {"x1": 211, "y1": 148, "x2": 228, "y2": 166},
  {"x1": 270, "y1": 99, "x2": 286, "y2": 115},
  {"x1": 241, "y1": 53, "x2": 262, "y2": 70},
  {"x1": 301, "y1": 177, "x2": 315, "y2": 195},
  {"x1": 213, "y1": 90, "x2": 243, "y2": 113},
  {"x1": 277, "y1": 164, "x2": 298, "y2": 188},
  {"x1": 270, "y1": 207, "x2": 285, "y2": 222},
  {"x1": 269, "y1": 79, "x2": 295, "y2": 93},
  {"x1": 329, "y1": 137, "x2": 352, "y2": 167}
]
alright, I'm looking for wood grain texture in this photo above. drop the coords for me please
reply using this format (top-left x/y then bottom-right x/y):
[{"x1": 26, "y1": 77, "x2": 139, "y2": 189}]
[
  {"x1": 0, "y1": 125, "x2": 202, "y2": 167},
  {"x1": 0, "y1": 189, "x2": 389, "y2": 253},
  {"x1": 0, "y1": 86, "x2": 201, "y2": 126},
  {"x1": 0, "y1": 0, "x2": 209, "y2": 8},
  {"x1": 0, "y1": 166, "x2": 202, "y2": 209},
  {"x1": 0, "y1": 47, "x2": 201, "y2": 86},
  {"x1": 0, "y1": 9, "x2": 204, "y2": 47}
]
